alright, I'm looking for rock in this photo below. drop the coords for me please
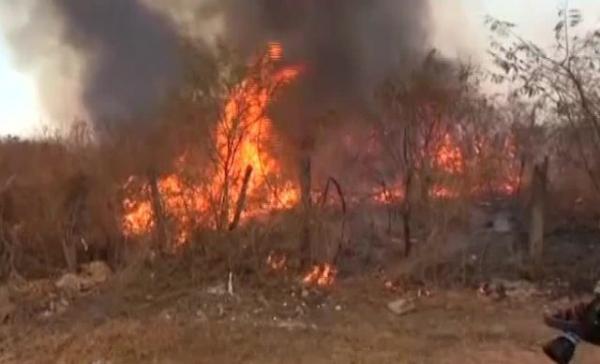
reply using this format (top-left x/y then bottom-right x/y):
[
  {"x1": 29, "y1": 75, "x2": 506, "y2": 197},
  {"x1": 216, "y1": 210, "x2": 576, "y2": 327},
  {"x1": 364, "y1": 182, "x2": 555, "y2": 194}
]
[
  {"x1": 206, "y1": 283, "x2": 227, "y2": 296},
  {"x1": 492, "y1": 213, "x2": 513, "y2": 233},
  {"x1": 0, "y1": 285, "x2": 15, "y2": 324},
  {"x1": 387, "y1": 298, "x2": 417, "y2": 316},
  {"x1": 56, "y1": 273, "x2": 88, "y2": 293},
  {"x1": 81, "y1": 261, "x2": 112, "y2": 284},
  {"x1": 195, "y1": 309, "x2": 208, "y2": 322},
  {"x1": 55, "y1": 262, "x2": 112, "y2": 295},
  {"x1": 160, "y1": 309, "x2": 174, "y2": 322},
  {"x1": 487, "y1": 279, "x2": 541, "y2": 301},
  {"x1": 478, "y1": 282, "x2": 506, "y2": 301}
]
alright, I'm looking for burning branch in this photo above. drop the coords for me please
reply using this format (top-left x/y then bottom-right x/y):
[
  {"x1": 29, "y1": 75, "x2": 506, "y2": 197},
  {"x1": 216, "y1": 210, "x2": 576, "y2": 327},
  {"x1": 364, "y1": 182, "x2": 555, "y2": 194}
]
[{"x1": 229, "y1": 165, "x2": 254, "y2": 231}]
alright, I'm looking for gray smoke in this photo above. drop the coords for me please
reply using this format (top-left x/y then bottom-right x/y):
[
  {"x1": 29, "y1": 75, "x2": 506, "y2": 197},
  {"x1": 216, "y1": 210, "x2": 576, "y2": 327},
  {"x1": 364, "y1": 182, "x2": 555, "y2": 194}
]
[
  {"x1": 221, "y1": 0, "x2": 431, "y2": 130},
  {"x1": 1, "y1": 0, "x2": 431, "y2": 128},
  {"x1": 1, "y1": 0, "x2": 182, "y2": 124}
]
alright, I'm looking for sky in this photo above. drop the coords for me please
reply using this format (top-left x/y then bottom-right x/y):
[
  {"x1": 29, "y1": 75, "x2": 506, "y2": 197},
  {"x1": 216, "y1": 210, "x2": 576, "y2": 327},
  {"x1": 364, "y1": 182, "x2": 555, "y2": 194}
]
[
  {"x1": 0, "y1": 34, "x2": 41, "y2": 136},
  {"x1": 0, "y1": 0, "x2": 599, "y2": 137}
]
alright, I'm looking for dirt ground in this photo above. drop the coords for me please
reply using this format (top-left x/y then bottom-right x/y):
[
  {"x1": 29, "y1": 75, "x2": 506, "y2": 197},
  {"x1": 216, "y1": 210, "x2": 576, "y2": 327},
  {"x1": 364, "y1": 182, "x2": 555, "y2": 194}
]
[{"x1": 2, "y1": 269, "x2": 599, "y2": 364}]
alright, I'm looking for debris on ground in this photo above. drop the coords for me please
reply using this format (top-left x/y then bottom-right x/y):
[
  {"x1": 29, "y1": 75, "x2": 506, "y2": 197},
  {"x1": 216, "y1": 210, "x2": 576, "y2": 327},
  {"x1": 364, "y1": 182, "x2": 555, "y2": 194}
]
[
  {"x1": 81, "y1": 261, "x2": 113, "y2": 284},
  {"x1": 478, "y1": 279, "x2": 543, "y2": 301},
  {"x1": 55, "y1": 261, "x2": 113, "y2": 295},
  {"x1": 0, "y1": 285, "x2": 15, "y2": 324},
  {"x1": 387, "y1": 298, "x2": 417, "y2": 316},
  {"x1": 207, "y1": 283, "x2": 227, "y2": 296},
  {"x1": 273, "y1": 318, "x2": 315, "y2": 331},
  {"x1": 55, "y1": 273, "x2": 94, "y2": 293}
]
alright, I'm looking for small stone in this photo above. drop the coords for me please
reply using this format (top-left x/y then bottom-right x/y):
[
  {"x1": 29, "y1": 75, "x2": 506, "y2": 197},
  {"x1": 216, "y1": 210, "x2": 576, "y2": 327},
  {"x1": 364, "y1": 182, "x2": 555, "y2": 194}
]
[
  {"x1": 387, "y1": 298, "x2": 417, "y2": 316},
  {"x1": 195, "y1": 309, "x2": 208, "y2": 322},
  {"x1": 160, "y1": 310, "x2": 174, "y2": 321},
  {"x1": 335, "y1": 305, "x2": 342, "y2": 311},
  {"x1": 81, "y1": 261, "x2": 112, "y2": 284},
  {"x1": 207, "y1": 283, "x2": 227, "y2": 296},
  {"x1": 55, "y1": 273, "x2": 83, "y2": 292}
]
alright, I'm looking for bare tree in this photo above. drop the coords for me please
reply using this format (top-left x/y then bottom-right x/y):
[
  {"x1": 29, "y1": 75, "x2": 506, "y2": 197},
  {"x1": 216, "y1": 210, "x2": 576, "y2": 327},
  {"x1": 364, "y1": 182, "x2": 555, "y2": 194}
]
[
  {"x1": 375, "y1": 51, "x2": 468, "y2": 257},
  {"x1": 488, "y1": 6, "x2": 600, "y2": 195}
]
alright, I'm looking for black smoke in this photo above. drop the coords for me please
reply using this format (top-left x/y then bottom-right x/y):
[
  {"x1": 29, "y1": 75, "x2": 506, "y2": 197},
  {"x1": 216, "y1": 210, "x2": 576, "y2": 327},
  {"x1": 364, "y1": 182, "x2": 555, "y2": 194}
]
[
  {"x1": 2, "y1": 0, "x2": 182, "y2": 124},
  {"x1": 1, "y1": 0, "x2": 431, "y2": 128},
  {"x1": 221, "y1": 0, "x2": 431, "y2": 130}
]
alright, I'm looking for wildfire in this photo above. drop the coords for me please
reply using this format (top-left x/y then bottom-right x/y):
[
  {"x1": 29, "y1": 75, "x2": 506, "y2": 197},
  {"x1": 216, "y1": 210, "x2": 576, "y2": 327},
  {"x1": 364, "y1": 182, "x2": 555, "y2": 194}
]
[
  {"x1": 266, "y1": 251, "x2": 288, "y2": 272},
  {"x1": 435, "y1": 133, "x2": 464, "y2": 174},
  {"x1": 429, "y1": 185, "x2": 459, "y2": 199},
  {"x1": 121, "y1": 41, "x2": 522, "y2": 246},
  {"x1": 121, "y1": 43, "x2": 302, "y2": 243},
  {"x1": 268, "y1": 41, "x2": 283, "y2": 61},
  {"x1": 373, "y1": 184, "x2": 405, "y2": 204},
  {"x1": 303, "y1": 264, "x2": 337, "y2": 287}
]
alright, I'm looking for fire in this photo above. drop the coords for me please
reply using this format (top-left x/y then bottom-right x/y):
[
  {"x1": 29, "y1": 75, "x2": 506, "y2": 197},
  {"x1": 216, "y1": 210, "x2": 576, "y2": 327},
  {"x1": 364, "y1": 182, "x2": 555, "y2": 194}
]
[
  {"x1": 429, "y1": 185, "x2": 459, "y2": 199},
  {"x1": 122, "y1": 188, "x2": 153, "y2": 237},
  {"x1": 303, "y1": 264, "x2": 337, "y2": 287},
  {"x1": 373, "y1": 184, "x2": 405, "y2": 204},
  {"x1": 266, "y1": 251, "x2": 288, "y2": 272},
  {"x1": 268, "y1": 41, "x2": 283, "y2": 61},
  {"x1": 435, "y1": 133, "x2": 464, "y2": 174},
  {"x1": 213, "y1": 45, "x2": 302, "y2": 221},
  {"x1": 121, "y1": 43, "x2": 302, "y2": 243},
  {"x1": 121, "y1": 159, "x2": 208, "y2": 244},
  {"x1": 369, "y1": 131, "x2": 521, "y2": 204}
]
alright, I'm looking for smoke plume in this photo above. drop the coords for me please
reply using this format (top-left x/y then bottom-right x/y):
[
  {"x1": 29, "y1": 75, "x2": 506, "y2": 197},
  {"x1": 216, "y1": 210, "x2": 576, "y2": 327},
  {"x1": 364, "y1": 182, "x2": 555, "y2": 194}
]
[
  {"x1": 221, "y1": 0, "x2": 431, "y2": 127},
  {"x1": 1, "y1": 0, "x2": 431, "y2": 127},
  {"x1": 0, "y1": 0, "x2": 182, "y2": 124}
]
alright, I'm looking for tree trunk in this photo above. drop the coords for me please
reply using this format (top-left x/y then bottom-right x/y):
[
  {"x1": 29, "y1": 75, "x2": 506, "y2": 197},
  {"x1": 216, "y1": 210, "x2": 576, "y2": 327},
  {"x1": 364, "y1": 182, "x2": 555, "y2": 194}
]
[
  {"x1": 529, "y1": 157, "x2": 548, "y2": 271},
  {"x1": 148, "y1": 171, "x2": 169, "y2": 251},
  {"x1": 229, "y1": 166, "x2": 253, "y2": 231},
  {"x1": 299, "y1": 152, "x2": 312, "y2": 267}
]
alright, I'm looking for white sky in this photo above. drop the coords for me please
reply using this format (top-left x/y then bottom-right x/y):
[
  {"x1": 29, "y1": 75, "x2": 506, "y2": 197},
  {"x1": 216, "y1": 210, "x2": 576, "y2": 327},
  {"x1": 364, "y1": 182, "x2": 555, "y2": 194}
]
[
  {"x1": 0, "y1": 0, "x2": 599, "y2": 137},
  {"x1": 0, "y1": 34, "x2": 41, "y2": 137}
]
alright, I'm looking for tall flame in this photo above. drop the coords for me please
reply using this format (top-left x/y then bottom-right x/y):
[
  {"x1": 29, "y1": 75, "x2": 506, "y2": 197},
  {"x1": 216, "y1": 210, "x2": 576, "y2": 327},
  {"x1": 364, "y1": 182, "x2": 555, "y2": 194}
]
[{"x1": 121, "y1": 43, "x2": 302, "y2": 244}]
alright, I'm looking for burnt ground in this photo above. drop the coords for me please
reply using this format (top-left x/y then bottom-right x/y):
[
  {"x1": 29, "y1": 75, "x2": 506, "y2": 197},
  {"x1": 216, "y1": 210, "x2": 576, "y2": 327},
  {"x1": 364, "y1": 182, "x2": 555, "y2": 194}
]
[
  {"x1": 2, "y1": 205, "x2": 600, "y2": 364},
  {"x1": 2, "y1": 268, "x2": 600, "y2": 364}
]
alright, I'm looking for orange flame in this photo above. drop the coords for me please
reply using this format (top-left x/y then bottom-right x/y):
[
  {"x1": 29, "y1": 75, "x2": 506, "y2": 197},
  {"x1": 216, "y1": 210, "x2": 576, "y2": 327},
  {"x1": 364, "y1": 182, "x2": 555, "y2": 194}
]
[
  {"x1": 121, "y1": 43, "x2": 302, "y2": 243},
  {"x1": 303, "y1": 264, "x2": 337, "y2": 287},
  {"x1": 372, "y1": 184, "x2": 405, "y2": 204},
  {"x1": 435, "y1": 133, "x2": 464, "y2": 174},
  {"x1": 370, "y1": 131, "x2": 520, "y2": 204},
  {"x1": 266, "y1": 251, "x2": 288, "y2": 272},
  {"x1": 268, "y1": 41, "x2": 283, "y2": 61}
]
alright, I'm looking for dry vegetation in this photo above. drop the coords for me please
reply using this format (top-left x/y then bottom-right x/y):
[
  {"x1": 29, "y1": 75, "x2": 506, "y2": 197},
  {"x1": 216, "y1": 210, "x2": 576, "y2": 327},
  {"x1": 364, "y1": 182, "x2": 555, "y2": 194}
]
[{"x1": 1, "y1": 7, "x2": 600, "y2": 363}]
